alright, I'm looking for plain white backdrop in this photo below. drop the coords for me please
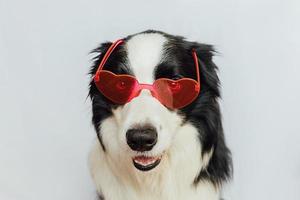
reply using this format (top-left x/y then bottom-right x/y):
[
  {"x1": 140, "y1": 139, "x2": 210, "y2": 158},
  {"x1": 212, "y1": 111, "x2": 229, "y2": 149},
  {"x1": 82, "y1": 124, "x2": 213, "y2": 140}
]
[{"x1": 0, "y1": 0, "x2": 299, "y2": 200}]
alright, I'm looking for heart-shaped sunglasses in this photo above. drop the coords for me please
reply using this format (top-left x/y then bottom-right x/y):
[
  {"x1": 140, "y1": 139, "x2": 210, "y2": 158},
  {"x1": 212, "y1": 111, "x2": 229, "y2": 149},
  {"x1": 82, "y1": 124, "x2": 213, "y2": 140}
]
[{"x1": 93, "y1": 39, "x2": 201, "y2": 109}]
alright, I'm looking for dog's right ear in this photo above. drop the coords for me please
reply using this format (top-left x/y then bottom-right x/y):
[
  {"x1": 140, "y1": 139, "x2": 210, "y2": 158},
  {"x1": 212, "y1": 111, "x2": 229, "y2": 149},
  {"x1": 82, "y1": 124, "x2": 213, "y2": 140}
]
[{"x1": 88, "y1": 42, "x2": 114, "y2": 152}]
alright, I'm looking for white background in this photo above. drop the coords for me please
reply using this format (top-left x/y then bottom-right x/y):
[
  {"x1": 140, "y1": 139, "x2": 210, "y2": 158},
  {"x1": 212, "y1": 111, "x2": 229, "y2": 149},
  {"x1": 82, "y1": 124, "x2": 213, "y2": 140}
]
[{"x1": 0, "y1": 0, "x2": 299, "y2": 200}]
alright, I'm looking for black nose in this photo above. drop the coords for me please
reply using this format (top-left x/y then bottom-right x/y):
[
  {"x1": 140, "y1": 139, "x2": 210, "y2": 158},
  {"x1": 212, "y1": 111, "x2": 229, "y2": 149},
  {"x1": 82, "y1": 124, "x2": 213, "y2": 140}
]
[{"x1": 126, "y1": 126, "x2": 158, "y2": 151}]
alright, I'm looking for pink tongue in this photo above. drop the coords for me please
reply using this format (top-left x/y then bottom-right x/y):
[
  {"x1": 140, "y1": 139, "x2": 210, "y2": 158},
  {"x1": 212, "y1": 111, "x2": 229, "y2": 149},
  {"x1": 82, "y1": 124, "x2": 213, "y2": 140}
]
[{"x1": 134, "y1": 156, "x2": 156, "y2": 164}]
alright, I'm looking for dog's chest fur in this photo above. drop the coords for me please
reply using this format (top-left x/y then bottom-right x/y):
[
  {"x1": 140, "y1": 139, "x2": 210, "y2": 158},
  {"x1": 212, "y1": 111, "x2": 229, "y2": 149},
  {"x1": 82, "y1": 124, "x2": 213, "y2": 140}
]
[{"x1": 90, "y1": 142, "x2": 219, "y2": 200}]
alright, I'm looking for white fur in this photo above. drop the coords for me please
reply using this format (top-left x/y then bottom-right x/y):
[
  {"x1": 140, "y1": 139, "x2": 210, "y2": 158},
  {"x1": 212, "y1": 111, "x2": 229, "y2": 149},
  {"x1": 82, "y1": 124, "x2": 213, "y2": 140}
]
[
  {"x1": 125, "y1": 33, "x2": 166, "y2": 84},
  {"x1": 89, "y1": 33, "x2": 218, "y2": 200},
  {"x1": 89, "y1": 123, "x2": 218, "y2": 200}
]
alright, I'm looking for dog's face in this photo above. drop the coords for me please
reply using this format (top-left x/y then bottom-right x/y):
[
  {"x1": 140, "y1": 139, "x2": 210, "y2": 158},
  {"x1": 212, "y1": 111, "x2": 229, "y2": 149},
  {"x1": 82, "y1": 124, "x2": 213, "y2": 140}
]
[{"x1": 89, "y1": 30, "x2": 231, "y2": 186}]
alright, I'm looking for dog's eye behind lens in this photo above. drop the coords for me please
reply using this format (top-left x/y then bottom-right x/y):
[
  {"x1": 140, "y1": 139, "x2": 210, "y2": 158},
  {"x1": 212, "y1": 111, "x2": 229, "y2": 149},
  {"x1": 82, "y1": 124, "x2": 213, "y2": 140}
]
[
  {"x1": 169, "y1": 82, "x2": 181, "y2": 92},
  {"x1": 116, "y1": 81, "x2": 127, "y2": 90}
]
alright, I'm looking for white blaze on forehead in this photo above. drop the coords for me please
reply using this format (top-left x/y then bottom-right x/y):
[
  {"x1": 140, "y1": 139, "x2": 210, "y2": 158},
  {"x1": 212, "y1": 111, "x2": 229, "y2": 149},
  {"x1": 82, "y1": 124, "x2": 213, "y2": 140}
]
[{"x1": 125, "y1": 33, "x2": 167, "y2": 84}]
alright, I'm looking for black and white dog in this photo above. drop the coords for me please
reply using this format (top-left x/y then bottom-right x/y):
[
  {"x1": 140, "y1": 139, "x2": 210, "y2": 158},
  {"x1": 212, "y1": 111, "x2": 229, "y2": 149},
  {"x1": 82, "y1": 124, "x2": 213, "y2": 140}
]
[{"x1": 88, "y1": 30, "x2": 232, "y2": 200}]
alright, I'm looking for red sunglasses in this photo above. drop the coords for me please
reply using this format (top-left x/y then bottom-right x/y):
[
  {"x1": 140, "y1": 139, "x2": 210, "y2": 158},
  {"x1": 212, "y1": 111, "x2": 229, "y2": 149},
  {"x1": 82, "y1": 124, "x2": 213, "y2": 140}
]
[{"x1": 93, "y1": 39, "x2": 201, "y2": 109}]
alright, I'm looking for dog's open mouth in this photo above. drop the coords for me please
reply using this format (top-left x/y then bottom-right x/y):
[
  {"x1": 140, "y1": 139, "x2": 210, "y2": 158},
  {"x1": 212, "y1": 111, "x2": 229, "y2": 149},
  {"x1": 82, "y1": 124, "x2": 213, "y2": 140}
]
[{"x1": 132, "y1": 155, "x2": 162, "y2": 171}]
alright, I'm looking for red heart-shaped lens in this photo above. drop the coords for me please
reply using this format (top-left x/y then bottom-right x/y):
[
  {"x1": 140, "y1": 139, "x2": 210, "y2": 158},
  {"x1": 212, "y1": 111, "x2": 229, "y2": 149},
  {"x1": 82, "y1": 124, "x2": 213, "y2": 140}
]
[
  {"x1": 94, "y1": 71, "x2": 200, "y2": 109},
  {"x1": 94, "y1": 71, "x2": 137, "y2": 104},
  {"x1": 153, "y1": 78, "x2": 200, "y2": 109}
]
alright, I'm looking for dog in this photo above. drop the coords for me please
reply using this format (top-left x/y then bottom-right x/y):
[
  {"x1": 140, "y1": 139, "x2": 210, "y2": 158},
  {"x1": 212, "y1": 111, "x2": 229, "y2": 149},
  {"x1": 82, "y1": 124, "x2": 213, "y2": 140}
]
[{"x1": 88, "y1": 30, "x2": 232, "y2": 200}]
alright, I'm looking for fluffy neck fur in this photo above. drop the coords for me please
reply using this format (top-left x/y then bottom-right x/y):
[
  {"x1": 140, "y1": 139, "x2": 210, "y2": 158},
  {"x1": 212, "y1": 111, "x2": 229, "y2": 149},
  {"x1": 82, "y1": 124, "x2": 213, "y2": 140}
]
[{"x1": 89, "y1": 122, "x2": 220, "y2": 200}]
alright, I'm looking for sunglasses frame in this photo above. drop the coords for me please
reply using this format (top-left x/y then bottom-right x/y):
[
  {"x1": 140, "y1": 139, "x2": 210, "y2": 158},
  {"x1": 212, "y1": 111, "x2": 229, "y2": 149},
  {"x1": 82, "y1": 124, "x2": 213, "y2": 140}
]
[{"x1": 93, "y1": 39, "x2": 201, "y2": 109}]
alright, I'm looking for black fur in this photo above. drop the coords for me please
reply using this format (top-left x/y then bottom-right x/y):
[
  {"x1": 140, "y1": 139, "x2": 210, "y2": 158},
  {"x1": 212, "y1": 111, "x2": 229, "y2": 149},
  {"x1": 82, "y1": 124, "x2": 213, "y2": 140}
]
[{"x1": 88, "y1": 30, "x2": 232, "y2": 188}]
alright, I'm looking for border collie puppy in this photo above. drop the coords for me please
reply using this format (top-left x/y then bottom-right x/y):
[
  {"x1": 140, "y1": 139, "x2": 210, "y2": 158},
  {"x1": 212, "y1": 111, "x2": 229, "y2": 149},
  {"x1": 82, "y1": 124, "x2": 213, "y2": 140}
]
[{"x1": 88, "y1": 30, "x2": 232, "y2": 200}]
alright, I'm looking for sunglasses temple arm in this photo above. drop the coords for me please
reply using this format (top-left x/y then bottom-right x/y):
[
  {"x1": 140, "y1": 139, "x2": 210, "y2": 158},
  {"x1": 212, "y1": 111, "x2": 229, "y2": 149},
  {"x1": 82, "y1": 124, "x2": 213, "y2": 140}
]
[
  {"x1": 192, "y1": 50, "x2": 201, "y2": 85},
  {"x1": 94, "y1": 39, "x2": 124, "y2": 80}
]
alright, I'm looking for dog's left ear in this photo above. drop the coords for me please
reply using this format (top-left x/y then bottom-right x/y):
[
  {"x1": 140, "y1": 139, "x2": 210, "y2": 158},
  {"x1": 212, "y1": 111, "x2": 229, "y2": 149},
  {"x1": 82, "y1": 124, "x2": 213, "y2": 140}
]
[
  {"x1": 188, "y1": 42, "x2": 233, "y2": 186},
  {"x1": 190, "y1": 42, "x2": 220, "y2": 98}
]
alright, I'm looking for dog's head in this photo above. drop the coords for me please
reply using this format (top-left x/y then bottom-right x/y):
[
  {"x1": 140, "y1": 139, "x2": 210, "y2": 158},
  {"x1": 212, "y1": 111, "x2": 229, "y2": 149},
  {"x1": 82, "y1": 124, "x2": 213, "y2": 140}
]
[{"x1": 89, "y1": 30, "x2": 232, "y2": 186}]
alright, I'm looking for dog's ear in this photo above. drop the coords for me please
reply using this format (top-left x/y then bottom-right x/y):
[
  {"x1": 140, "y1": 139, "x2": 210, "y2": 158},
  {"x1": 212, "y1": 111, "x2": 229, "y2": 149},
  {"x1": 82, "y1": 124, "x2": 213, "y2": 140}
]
[
  {"x1": 190, "y1": 42, "x2": 220, "y2": 98},
  {"x1": 188, "y1": 42, "x2": 233, "y2": 187},
  {"x1": 88, "y1": 42, "x2": 113, "y2": 152}
]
